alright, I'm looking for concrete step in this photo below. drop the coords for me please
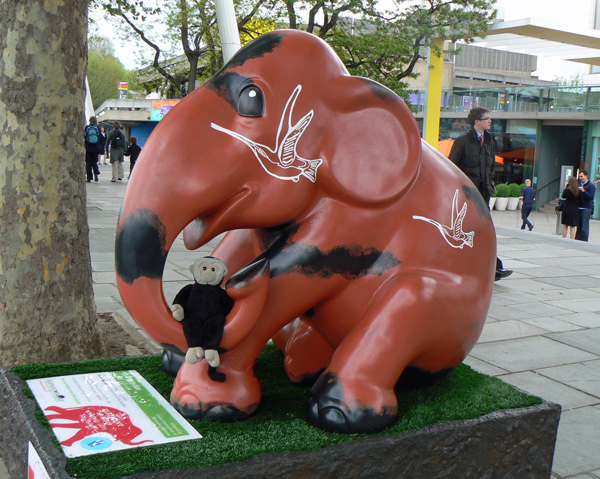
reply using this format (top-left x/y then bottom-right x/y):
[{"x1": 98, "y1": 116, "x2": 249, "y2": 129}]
[{"x1": 537, "y1": 197, "x2": 561, "y2": 214}]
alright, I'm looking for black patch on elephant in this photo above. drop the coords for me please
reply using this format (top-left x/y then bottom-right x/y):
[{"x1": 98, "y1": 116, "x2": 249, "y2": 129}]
[
  {"x1": 226, "y1": 258, "x2": 269, "y2": 289},
  {"x1": 226, "y1": 32, "x2": 285, "y2": 68},
  {"x1": 252, "y1": 221, "x2": 401, "y2": 280},
  {"x1": 115, "y1": 209, "x2": 168, "y2": 284},
  {"x1": 173, "y1": 402, "x2": 255, "y2": 423},
  {"x1": 267, "y1": 242, "x2": 401, "y2": 280},
  {"x1": 307, "y1": 371, "x2": 397, "y2": 434},
  {"x1": 160, "y1": 349, "x2": 185, "y2": 378},
  {"x1": 206, "y1": 72, "x2": 256, "y2": 111},
  {"x1": 264, "y1": 221, "x2": 300, "y2": 243},
  {"x1": 462, "y1": 184, "x2": 491, "y2": 220},
  {"x1": 360, "y1": 78, "x2": 400, "y2": 103}
]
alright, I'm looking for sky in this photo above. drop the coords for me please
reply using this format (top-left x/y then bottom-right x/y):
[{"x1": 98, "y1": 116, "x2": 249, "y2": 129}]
[
  {"x1": 89, "y1": 8, "x2": 156, "y2": 71},
  {"x1": 91, "y1": 0, "x2": 599, "y2": 81}
]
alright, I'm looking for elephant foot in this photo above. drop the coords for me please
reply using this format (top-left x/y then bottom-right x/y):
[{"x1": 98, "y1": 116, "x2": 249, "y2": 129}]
[
  {"x1": 171, "y1": 358, "x2": 260, "y2": 422},
  {"x1": 307, "y1": 372, "x2": 397, "y2": 434},
  {"x1": 174, "y1": 401, "x2": 252, "y2": 422},
  {"x1": 160, "y1": 349, "x2": 185, "y2": 377}
]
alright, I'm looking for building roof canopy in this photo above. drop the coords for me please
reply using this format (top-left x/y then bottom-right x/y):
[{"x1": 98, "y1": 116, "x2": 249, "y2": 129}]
[{"x1": 477, "y1": 18, "x2": 600, "y2": 66}]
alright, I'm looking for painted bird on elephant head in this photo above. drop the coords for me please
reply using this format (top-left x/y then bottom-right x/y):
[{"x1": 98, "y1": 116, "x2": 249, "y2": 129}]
[{"x1": 211, "y1": 84, "x2": 323, "y2": 183}]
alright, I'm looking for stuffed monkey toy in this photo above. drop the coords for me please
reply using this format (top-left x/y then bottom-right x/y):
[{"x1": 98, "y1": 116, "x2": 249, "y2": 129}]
[{"x1": 171, "y1": 257, "x2": 234, "y2": 382}]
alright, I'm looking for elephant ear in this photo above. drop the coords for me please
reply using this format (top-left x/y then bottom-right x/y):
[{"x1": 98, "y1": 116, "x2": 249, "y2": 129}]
[{"x1": 319, "y1": 77, "x2": 422, "y2": 204}]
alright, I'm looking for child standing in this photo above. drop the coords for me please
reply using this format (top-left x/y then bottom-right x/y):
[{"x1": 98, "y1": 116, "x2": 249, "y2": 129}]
[{"x1": 124, "y1": 136, "x2": 142, "y2": 179}]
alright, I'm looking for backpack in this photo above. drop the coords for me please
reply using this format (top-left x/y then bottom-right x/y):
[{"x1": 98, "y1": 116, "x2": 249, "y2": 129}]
[
  {"x1": 112, "y1": 129, "x2": 126, "y2": 149},
  {"x1": 85, "y1": 125, "x2": 99, "y2": 144}
]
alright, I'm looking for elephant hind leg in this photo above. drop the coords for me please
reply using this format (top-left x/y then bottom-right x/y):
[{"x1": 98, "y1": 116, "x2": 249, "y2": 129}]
[
  {"x1": 274, "y1": 318, "x2": 334, "y2": 387},
  {"x1": 307, "y1": 271, "x2": 488, "y2": 434}
]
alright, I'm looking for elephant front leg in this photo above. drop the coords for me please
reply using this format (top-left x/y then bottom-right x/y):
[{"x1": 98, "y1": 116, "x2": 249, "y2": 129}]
[
  {"x1": 171, "y1": 272, "x2": 343, "y2": 422},
  {"x1": 171, "y1": 356, "x2": 261, "y2": 421},
  {"x1": 170, "y1": 259, "x2": 270, "y2": 420}
]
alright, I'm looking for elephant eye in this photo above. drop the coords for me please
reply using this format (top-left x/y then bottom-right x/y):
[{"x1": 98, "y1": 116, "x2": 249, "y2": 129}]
[
  {"x1": 203, "y1": 266, "x2": 207, "y2": 271},
  {"x1": 211, "y1": 267, "x2": 216, "y2": 272},
  {"x1": 238, "y1": 86, "x2": 264, "y2": 117}
]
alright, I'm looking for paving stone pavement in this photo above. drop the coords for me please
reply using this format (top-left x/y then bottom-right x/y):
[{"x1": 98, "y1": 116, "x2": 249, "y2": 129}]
[{"x1": 3, "y1": 163, "x2": 600, "y2": 477}]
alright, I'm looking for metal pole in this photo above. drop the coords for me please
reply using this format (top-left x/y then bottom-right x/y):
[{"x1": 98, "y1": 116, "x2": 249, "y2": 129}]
[{"x1": 214, "y1": 0, "x2": 241, "y2": 63}]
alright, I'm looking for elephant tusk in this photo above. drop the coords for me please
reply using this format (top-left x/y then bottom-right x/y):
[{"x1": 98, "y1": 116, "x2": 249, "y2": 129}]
[{"x1": 221, "y1": 259, "x2": 270, "y2": 351}]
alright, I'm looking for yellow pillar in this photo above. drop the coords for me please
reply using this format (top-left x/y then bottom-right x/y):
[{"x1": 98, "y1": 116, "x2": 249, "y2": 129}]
[{"x1": 423, "y1": 38, "x2": 444, "y2": 148}]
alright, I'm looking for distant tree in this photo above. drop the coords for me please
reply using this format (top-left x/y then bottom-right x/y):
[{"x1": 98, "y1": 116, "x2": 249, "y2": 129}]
[
  {"x1": 239, "y1": 17, "x2": 275, "y2": 46},
  {"x1": 295, "y1": 0, "x2": 497, "y2": 97},
  {"x1": 88, "y1": 35, "x2": 132, "y2": 107},
  {"x1": 0, "y1": 0, "x2": 105, "y2": 366},
  {"x1": 89, "y1": 35, "x2": 115, "y2": 56},
  {"x1": 278, "y1": 0, "x2": 377, "y2": 37},
  {"x1": 94, "y1": 0, "x2": 494, "y2": 100},
  {"x1": 95, "y1": 0, "x2": 276, "y2": 96},
  {"x1": 553, "y1": 73, "x2": 584, "y2": 88}
]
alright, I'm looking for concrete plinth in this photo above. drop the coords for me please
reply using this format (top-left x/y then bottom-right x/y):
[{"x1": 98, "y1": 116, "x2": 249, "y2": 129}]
[{"x1": 0, "y1": 368, "x2": 560, "y2": 479}]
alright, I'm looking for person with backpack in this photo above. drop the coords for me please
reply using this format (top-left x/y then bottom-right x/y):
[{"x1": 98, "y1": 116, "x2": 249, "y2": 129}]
[
  {"x1": 84, "y1": 116, "x2": 104, "y2": 182},
  {"x1": 124, "y1": 136, "x2": 142, "y2": 178},
  {"x1": 99, "y1": 126, "x2": 108, "y2": 164},
  {"x1": 107, "y1": 121, "x2": 127, "y2": 182}
]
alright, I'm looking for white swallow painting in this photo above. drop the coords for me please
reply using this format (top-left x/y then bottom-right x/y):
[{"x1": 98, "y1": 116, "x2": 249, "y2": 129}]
[
  {"x1": 412, "y1": 190, "x2": 475, "y2": 249},
  {"x1": 211, "y1": 85, "x2": 323, "y2": 183}
]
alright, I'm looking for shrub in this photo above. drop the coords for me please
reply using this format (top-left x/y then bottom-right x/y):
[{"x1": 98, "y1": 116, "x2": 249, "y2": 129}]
[
  {"x1": 495, "y1": 184, "x2": 510, "y2": 197},
  {"x1": 508, "y1": 183, "x2": 522, "y2": 197}
]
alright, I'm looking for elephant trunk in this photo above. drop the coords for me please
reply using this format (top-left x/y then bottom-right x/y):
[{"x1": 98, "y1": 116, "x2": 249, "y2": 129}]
[{"x1": 115, "y1": 205, "x2": 188, "y2": 352}]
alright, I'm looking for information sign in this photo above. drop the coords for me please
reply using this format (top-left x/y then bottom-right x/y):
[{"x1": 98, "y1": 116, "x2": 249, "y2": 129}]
[{"x1": 27, "y1": 371, "x2": 201, "y2": 457}]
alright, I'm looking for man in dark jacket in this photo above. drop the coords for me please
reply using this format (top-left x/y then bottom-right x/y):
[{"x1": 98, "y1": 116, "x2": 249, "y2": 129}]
[
  {"x1": 449, "y1": 107, "x2": 512, "y2": 281},
  {"x1": 575, "y1": 170, "x2": 596, "y2": 242},
  {"x1": 519, "y1": 179, "x2": 536, "y2": 231}
]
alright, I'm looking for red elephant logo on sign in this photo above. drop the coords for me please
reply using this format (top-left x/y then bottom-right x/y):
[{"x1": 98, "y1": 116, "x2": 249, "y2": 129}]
[
  {"x1": 45, "y1": 405, "x2": 153, "y2": 447},
  {"x1": 115, "y1": 30, "x2": 496, "y2": 434}
]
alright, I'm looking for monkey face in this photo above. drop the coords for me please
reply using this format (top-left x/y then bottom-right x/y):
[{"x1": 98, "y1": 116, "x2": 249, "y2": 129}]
[{"x1": 190, "y1": 257, "x2": 228, "y2": 285}]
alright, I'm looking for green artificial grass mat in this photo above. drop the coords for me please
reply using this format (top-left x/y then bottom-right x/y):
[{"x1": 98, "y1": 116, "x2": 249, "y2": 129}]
[{"x1": 13, "y1": 345, "x2": 542, "y2": 479}]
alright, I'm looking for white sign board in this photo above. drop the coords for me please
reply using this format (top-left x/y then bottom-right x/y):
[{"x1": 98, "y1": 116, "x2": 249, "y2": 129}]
[
  {"x1": 27, "y1": 371, "x2": 201, "y2": 457},
  {"x1": 28, "y1": 442, "x2": 50, "y2": 479}
]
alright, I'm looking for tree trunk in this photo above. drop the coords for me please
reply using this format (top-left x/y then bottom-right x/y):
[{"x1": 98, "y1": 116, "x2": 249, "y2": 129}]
[{"x1": 0, "y1": 0, "x2": 105, "y2": 366}]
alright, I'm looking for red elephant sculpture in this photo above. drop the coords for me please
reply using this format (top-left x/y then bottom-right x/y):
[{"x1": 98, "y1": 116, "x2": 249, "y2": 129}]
[{"x1": 115, "y1": 30, "x2": 496, "y2": 434}]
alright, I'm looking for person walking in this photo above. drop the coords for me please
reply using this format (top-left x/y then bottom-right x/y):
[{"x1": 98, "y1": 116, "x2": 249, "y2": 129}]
[
  {"x1": 99, "y1": 126, "x2": 108, "y2": 165},
  {"x1": 449, "y1": 107, "x2": 513, "y2": 281},
  {"x1": 107, "y1": 121, "x2": 126, "y2": 182},
  {"x1": 561, "y1": 176, "x2": 581, "y2": 239},
  {"x1": 84, "y1": 116, "x2": 103, "y2": 182},
  {"x1": 124, "y1": 136, "x2": 142, "y2": 178},
  {"x1": 519, "y1": 179, "x2": 536, "y2": 231},
  {"x1": 575, "y1": 170, "x2": 596, "y2": 242}
]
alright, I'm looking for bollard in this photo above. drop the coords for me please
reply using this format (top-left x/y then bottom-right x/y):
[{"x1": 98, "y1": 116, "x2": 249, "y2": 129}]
[{"x1": 555, "y1": 205, "x2": 563, "y2": 235}]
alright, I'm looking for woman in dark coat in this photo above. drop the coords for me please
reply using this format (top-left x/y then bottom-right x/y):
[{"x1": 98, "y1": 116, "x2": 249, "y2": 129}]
[{"x1": 561, "y1": 176, "x2": 581, "y2": 239}]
